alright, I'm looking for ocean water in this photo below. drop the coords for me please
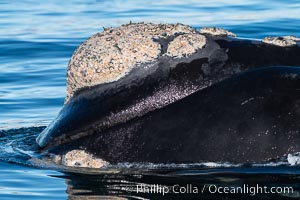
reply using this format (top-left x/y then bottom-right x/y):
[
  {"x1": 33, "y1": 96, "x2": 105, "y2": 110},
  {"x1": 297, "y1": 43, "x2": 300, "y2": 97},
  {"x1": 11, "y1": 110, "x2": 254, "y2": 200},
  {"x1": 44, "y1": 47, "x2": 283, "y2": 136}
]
[{"x1": 1, "y1": 0, "x2": 300, "y2": 199}]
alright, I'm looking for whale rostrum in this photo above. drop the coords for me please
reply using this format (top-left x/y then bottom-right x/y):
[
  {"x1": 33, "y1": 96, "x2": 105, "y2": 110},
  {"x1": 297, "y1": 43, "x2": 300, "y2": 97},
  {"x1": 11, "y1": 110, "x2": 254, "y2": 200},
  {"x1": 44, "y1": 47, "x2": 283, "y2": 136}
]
[{"x1": 36, "y1": 23, "x2": 300, "y2": 167}]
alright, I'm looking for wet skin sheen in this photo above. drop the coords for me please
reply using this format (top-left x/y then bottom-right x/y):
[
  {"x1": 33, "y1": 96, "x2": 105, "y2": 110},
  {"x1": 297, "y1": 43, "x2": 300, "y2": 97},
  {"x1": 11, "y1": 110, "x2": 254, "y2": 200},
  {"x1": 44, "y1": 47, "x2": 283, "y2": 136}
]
[{"x1": 37, "y1": 37, "x2": 300, "y2": 164}]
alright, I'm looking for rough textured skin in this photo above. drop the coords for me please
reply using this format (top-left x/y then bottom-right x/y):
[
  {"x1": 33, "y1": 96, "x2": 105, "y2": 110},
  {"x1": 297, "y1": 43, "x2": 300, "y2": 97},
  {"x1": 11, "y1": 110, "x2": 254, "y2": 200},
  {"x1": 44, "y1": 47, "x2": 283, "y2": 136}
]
[
  {"x1": 66, "y1": 23, "x2": 200, "y2": 102},
  {"x1": 199, "y1": 27, "x2": 236, "y2": 37},
  {"x1": 262, "y1": 36, "x2": 299, "y2": 47},
  {"x1": 284, "y1": 35, "x2": 300, "y2": 42},
  {"x1": 61, "y1": 150, "x2": 108, "y2": 168},
  {"x1": 166, "y1": 33, "x2": 206, "y2": 58}
]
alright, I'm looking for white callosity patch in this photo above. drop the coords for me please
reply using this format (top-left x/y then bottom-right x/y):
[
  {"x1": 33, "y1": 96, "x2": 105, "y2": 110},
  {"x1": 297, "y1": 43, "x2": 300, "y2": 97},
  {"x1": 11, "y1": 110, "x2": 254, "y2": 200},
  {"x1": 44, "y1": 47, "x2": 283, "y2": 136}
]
[
  {"x1": 287, "y1": 153, "x2": 300, "y2": 166},
  {"x1": 262, "y1": 36, "x2": 300, "y2": 47},
  {"x1": 166, "y1": 33, "x2": 207, "y2": 58},
  {"x1": 66, "y1": 23, "x2": 197, "y2": 102},
  {"x1": 199, "y1": 27, "x2": 236, "y2": 37},
  {"x1": 61, "y1": 150, "x2": 109, "y2": 168},
  {"x1": 282, "y1": 35, "x2": 300, "y2": 42}
]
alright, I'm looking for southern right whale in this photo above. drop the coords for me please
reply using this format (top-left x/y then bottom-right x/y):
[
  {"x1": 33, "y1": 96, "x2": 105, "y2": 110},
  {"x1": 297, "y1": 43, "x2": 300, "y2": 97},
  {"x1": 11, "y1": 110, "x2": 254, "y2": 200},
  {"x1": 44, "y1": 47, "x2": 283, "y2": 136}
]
[{"x1": 34, "y1": 23, "x2": 300, "y2": 166}]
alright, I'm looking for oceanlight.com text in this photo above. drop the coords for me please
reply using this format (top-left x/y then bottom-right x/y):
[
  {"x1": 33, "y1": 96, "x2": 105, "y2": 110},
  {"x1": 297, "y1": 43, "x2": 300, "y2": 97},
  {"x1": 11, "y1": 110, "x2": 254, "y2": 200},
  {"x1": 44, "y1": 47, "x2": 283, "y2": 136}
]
[{"x1": 126, "y1": 183, "x2": 294, "y2": 196}]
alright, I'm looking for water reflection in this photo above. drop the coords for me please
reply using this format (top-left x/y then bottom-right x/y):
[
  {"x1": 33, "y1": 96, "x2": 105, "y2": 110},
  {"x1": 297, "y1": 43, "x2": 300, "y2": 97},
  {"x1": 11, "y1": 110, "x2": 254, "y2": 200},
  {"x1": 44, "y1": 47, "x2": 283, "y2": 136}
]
[{"x1": 60, "y1": 167, "x2": 300, "y2": 199}]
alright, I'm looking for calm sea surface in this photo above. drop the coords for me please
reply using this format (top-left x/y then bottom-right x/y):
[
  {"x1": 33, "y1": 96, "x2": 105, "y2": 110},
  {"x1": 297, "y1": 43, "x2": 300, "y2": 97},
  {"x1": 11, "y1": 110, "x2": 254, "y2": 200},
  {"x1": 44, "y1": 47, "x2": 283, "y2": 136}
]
[{"x1": 1, "y1": 0, "x2": 300, "y2": 199}]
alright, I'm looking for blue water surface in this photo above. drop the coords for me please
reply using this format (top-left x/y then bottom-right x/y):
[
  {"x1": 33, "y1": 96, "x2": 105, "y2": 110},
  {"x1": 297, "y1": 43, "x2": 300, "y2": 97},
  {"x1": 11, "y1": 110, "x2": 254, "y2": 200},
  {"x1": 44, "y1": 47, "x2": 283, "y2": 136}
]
[{"x1": 1, "y1": 0, "x2": 300, "y2": 199}]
